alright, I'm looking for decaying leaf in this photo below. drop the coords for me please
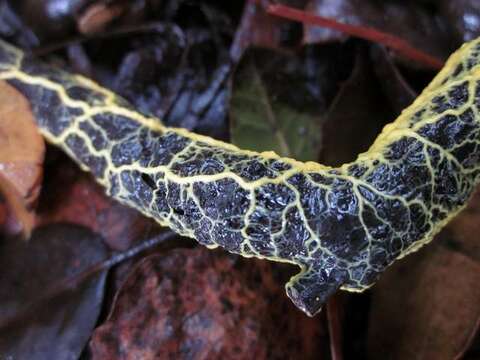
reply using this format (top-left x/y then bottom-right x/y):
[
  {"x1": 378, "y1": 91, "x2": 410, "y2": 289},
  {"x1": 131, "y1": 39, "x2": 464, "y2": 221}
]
[
  {"x1": 0, "y1": 224, "x2": 108, "y2": 359},
  {"x1": 367, "y1": 191, "x2": 480, "y2": 359},
  {"x1": 439, "y1": 0, "x2": 480, "y2": 43},
  {"x1": 90, "y1": 249, "x2": 328, "y2": 359},
  {"x1": 230, "y1": 0, "x2": 304, "y2": 62},
  {"x1": 86, "y1": 14, "x2": 232, "y2": 140},
  {"x1": 230, "y1": 48, "x2": 327, "y2": 161},
  {"x1": 0, "y1": 80, "x2": 44, "y2": 237},
  {"x1": 304, "y1": 0, "x2": 454, "y2": 62},
  {"x1": 0, "y1": 1, "x2": 479, "y2": 357},
  {"x1": 369, "y1": 44, "x2": 417, "y2": 115},
  {"x1": 319, "y1": 46, "x2": 393, "y2": 166},
  {"x1": 38, "y1": 161, "x2": 160, "y2": 251},
  {"x1": 77, "y1": 2, "x2": 125, "y2": 35}
]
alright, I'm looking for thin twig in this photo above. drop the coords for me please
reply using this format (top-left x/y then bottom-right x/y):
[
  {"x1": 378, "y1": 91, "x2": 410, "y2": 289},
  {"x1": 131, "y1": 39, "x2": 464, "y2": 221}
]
[{"x1": 0, "y1": 230, "x2": 177, "y2": 330}]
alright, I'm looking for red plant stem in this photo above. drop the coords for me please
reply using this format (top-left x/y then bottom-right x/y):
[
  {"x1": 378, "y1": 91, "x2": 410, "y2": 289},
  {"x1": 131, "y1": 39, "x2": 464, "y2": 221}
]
[{"x1": 266, "y1": 3, "x2": 444, "y2": 70}]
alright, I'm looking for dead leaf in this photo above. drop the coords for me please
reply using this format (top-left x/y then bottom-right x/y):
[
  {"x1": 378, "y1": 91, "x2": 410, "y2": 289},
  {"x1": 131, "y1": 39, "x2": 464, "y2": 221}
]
[
  {"x1": 89, "y1": 17, "x2": 232, "y2": 139},
  {"x1": 369, "y1": 44, "x2": 417, "y2": 115},
  {"x1": 320, "y1": 45, "x2": 394, "y2": 166},
  {"x1": 0, "y1": 224, "x2": 108, "y2": 359},
  {"x1": 367, "y1": 194, "x2": 480, "y2": 359},
  {"x1": 0, "y1": 80, "x2": 44, "y2": 237},
  {"x1": 230, "y1": 52, "x2": 319, "y2": 160},
  {"x1": 77, "y1": 3, "x2": 125, "y2": 35},
  {"x1": 447, "y1": 188, "x2": 480, "y2": 263},
  {"x1": 90, "y1": 248, "x2": 329, "y2": 359},
  {"x1": 304, "y1": 0, "x2": 454, "y2": 62},
  {"x1": 230, "y1": 46, "x2": 351, "y2": 161},
  {"x1": 38, "y1": 160, "x2": 159, "y2": 251},
  {"x1": 0, "y1": 1, "x2": 41, "y2": 47},
  {"x1": 439, "y1": 0, "x2": 480, "y2": 43},
  {"x1": 230, "y1": 0, "x2": 304, "y2": 62}
]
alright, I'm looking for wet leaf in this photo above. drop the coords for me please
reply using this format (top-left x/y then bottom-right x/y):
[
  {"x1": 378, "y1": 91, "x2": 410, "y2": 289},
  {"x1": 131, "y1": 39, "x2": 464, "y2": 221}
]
[
  {"x1": 320, "y1": 45, "x2": 394, "y2": 166},
  {"x1": 230, "y1": 46, "x2": 351, "y2": 161},
  {"x1": 230, "y1": 57, "x2": 316, "y2": 159},
  {"x1": 0, "y1": 224, "x2": 108, "y2": 359},
  {"x1": 304, "y1": 0, "x2": 454, "y2": 63},
  {"x1": 38, "y1": 160, "x2": 159, "y2": 250},
  {"x1": 84, "y1": 7, "x2": 233, "y2": 140},
  {"x1": 0, "y1": 0, "x2": 39, "y2": 47},
  {"x1": 0, "y1": 80, "x2": 45, "y2": 237},
  {"x1": 439, "y1": 0, "x2": 480, "y2": 43},
  {"x1": 369, "y1": 44, "x2": 417, "y2": 115},
  {"x1": 1, "y1": 2, "x2": 480, "y2": 357},
  {"x1": 230, "y1": 0, "x2": 305, "y2": 62},
  {"x1": 367, "y1": 190, "x2": 480, "y2": 359},
  {"x1": 448, "y1": 189, "x2": 480, "y2": 263},
  {"x1": 5, "y1": 0, "x2": 85, "y2": 43},
  {"x1": 90, "y1": 249, "x2": 328, "y2": 359}
]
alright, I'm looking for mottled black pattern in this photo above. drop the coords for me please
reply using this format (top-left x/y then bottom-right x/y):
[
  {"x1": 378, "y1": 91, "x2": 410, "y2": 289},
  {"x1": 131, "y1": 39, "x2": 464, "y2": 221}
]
[
  {"x1": 78, "y1": 121, "x2": 109, "y2": 151},
  {"x1": 1, "y1": 38, "x2": 480, "y2": 316},
  {"x1": 8, "y1": 79, "x2": 84, "y2": 136},
  {"x1": 65, "y1": 134, "x2": 107, "y2": 179}
]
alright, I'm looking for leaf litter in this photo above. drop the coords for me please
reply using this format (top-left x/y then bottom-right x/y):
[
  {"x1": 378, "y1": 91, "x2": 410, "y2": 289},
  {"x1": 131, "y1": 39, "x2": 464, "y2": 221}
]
[
  {"x1": 0, "y1": 80, "x2": 44, "y2": 237},
  {"x1": 0, "y1": 0, "x2": 478, "y2": 358}
]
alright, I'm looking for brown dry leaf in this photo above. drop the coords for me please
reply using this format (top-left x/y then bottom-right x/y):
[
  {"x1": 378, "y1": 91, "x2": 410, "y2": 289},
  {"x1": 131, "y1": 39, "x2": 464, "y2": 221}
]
[
  {"x1": 0, "y1": 80, "x2": 44, "y2": 237},
  {"x1": 367, "y1": 189, "x2": 480, "y2": 359},
  {"x1": 77, "y1": 3, "x2": 126, "y2": 35},
  {"x1": 320, "y1": 46, "x2": 394, "y2": 166},
  {"x1": 447, "y1": 188, "x2": 480, "y2": 263},
  {"x1": 90, "y1": 248, "x2": 329, "y2": 359}
]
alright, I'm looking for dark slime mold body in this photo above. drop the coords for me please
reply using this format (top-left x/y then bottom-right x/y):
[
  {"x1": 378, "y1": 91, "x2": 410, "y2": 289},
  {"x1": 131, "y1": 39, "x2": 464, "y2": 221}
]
[{"x1": 1, "y1": 38, "x2": 480, "y2": 315}]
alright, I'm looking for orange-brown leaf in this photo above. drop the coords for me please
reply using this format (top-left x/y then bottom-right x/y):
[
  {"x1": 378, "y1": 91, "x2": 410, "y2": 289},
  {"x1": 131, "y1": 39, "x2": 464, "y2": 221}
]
[{"x1": 0, "y1": 80, "x2": 45, "y2": 237}]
